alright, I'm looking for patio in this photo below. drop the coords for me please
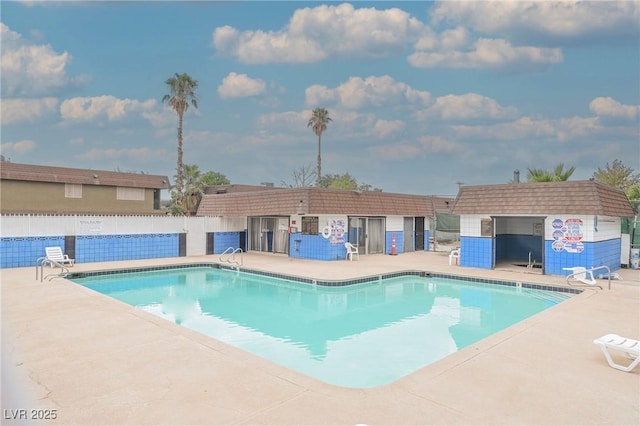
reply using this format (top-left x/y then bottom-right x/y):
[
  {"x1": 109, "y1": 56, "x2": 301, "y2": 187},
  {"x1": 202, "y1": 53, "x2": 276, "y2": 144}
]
[{"x1": 2, "y1": 250, "x2": 639, "y2": 425}]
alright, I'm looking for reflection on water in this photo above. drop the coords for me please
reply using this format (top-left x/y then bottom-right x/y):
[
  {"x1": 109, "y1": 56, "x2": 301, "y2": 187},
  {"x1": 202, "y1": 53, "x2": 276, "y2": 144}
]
[{"x1": 75, "y1": 267, "x2": 571, "y2": 388}]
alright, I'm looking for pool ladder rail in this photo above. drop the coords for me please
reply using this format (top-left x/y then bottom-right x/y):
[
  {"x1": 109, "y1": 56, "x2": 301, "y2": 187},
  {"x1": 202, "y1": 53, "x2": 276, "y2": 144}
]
[
  {"x1": 565, "y1": 265, "x2": 612, "y2": 290},
  {"x1": 35, "y1": 256, "x2": 70, "y2": 282},
  {"x1": 219, "y1": 247, "x2": 243, "y2": 270}
]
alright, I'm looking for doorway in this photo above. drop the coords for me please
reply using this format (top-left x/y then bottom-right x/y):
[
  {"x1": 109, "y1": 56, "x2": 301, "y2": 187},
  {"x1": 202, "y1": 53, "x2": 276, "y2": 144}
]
[
  {"x1": 493, "y1": 216, "x2": 546, "y2": 274},
  {"x1": 348, "y1": 217, "x2": 385, "y2": 254},
  {"x1": 248, "y1": 216, "x2": 290, "y2": 254},
  {"x1": 404, "y1": 217, "x2": 414, "y2": 252}
]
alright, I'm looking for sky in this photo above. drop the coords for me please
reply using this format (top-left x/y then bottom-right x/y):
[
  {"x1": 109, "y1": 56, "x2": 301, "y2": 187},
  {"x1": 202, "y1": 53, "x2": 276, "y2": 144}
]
[{"x1": 1, "y1": 1, "x2": 639, "y2": 197}]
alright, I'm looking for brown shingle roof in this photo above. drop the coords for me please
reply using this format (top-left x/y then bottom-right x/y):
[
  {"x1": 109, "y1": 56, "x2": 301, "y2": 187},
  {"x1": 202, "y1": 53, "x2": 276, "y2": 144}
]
[
  {"x1": 451, "y1": 180, "x2": 634, "y2": 216},
  {"x1": 197, "y1": 188, "x2": 449, "y2": 217},
  {"x1": 0, "y1": 162, "x2": 170, "y2": 189}
]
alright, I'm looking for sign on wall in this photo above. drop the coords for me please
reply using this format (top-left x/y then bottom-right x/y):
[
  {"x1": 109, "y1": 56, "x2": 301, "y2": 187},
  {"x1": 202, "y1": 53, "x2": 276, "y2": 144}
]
[
  {"x1": 329, "y1": 219, "x2": 346, "y2": 245},
  {"x1": 551, "y1": 218, "x2": 584, "y2": 253},
  {"x1": 78, "y1": 219, "x2": 103, "y2": 235}
]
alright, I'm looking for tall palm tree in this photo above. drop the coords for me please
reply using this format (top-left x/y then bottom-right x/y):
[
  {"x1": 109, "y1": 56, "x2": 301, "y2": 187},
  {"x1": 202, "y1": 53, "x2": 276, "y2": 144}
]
[
  {"x1": 307, "y1": 107, "x2": 332, "y2": 187},
  {"x1": 527, "y1": 163, "x2": 576, "y2": 182},
  {"x1": 162, "y1": 73, "x2": 199, "y2": 198}
]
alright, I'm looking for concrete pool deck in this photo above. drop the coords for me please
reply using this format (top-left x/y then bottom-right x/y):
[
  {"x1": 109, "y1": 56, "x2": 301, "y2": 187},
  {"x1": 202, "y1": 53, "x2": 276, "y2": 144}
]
[{"x1": 2, "y1": 250, "x2": 639, "y2": 425}]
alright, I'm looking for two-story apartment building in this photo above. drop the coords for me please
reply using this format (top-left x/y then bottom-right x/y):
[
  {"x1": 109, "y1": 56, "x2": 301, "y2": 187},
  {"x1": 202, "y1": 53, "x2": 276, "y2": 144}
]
[{"x1": 0, "y1": 162, "x2": 170, "y2": 214}]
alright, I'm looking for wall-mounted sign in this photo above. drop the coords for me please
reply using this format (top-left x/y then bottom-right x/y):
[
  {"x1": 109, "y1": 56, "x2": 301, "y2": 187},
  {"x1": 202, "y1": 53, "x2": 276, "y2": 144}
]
[
  {"x1": 481, "y1": 218, "x2": 493, "y2": 237},
  {"x1": 551, "y1": 218, "x2": 584, "y2": 253},
  {"x1": 329, "y1": 219, "x2": 346, "y2": 245}
]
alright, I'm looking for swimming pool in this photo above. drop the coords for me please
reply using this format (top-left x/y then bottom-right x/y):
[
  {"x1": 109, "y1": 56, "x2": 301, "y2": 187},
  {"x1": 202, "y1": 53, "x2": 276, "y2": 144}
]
[{"x1": 71, "y1": 265, "x2": 577, "y2": 388}]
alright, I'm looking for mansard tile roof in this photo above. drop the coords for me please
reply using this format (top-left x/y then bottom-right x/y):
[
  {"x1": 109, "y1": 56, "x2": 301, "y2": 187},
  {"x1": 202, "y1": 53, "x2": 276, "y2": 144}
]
[
  {"x1": 451, "y1": 180, "x2": 634, "y2": 217},
  {"x1": 197, "y1": 188, "x2": 449, "y2": 217}
]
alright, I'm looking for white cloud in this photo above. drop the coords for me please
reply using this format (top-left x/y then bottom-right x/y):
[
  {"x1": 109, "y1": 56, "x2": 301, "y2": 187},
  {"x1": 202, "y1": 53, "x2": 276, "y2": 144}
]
[
  {"x1": 60, "y1": 96, "x2": 157, "y2": 122},
  {"x1": 430, "y1": 1, "x2": 639, "y2": 41},
  {"x1": 589, "y1": 97, "x2": 639, "y2": 120},
  {"x1": 452, "y1": 116, "x2": 601, "y2": 142},
  {"x1": 256, "y1": 110, "x2": 309, "y2": 128},
  {"x1": 142, "y1": 107, "x2": 179, "y2": 128},
  {"x1": 417, "y1": 135, "x2": 458, "y2": 153},
  {"x1": 76, "y1": 147, "x2": 168, "y2": 161},
  {"x1": 409, "y1": 38, "x2": 563, "y2": 70},
  {"x1": 213, "y1": 3, "x2": 425, "y2": 64},
  {"x1": 306, "y1": 75, "x2": 431, "y2": 109},
  {"x1": 1, "y1": 97, "x2": 59, "y2": 125},
  {"x1": 371, "y1": 119, "x2": 405, "y2": 139},
  {"x1": 1, "y1": 139, "x2": 36, "y2": 155},
  {"x1": 1, "y1": 23, "x2": 87, "y2": 96},
  {"x1": 417, "y1": 93, "x2": 520, "y2": 121},
  {"x1": 218, "y1": 72, "x2": 266, "y2": 99}
]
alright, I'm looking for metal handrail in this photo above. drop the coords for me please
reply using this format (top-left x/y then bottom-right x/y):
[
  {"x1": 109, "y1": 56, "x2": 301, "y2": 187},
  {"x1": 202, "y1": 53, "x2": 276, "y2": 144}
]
[
  {"x1": 219, "y1": 246, "x2": 235, "y2": 263},
  {"x1": 565, "y1": 265, "x2": 612, "y2": 290},
  {"x1": 229, "y1": 248, "x2": 243, "y2": 266},
  {"x1": 36, "y1": 257, "x2": 69, "y2": 282},
  {"x1": 219, "y1": 247, "x2": 243, "y2": 267}
]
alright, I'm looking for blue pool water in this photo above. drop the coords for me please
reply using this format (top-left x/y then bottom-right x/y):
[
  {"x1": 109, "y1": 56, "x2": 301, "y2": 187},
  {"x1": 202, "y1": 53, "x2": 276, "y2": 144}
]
[{"x1": 72, "y1": 266, "x2": 575, "y2": 388}]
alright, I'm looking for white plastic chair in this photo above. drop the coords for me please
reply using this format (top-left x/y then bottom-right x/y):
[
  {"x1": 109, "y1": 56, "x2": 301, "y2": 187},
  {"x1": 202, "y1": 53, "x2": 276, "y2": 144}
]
[
  {"x1": 593, "y1": 334, "x2": 640, "y2": 372},
  {"x1": 563, "y1": 266, "x2": 597, "y2": 286},
  {"x1": 449, "y1": 249, "x2": 460, "y2": 266},
  {"x1": 45, "y1": 246, "x2": 75, "y2": 267},
  {"x1": 345, "y1": 242, "x2": 359, "y2": 261}
]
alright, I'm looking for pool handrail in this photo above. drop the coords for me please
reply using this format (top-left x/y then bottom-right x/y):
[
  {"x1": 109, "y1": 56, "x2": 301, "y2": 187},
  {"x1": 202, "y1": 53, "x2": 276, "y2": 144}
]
[
  {"x1": 35, "y1": 256, "x2": 70, "y2": 282},
  {"x1": 219, "y1": 247, "x2": 243, "y2": 267}
]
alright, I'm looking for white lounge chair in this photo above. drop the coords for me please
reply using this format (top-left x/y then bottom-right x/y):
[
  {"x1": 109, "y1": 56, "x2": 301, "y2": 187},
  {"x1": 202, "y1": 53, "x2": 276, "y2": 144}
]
[
  {"x1": 593, "y1": 334, "x2": 640, "y2": 372},
  {"x1": 345, "y1": 242, "x2": 359, "y2": 261},
  {"x1": 45, "y1": 246, "x2": 75, "y2": 267},
  {"x1": 563, "y1": 266, "x2": 597, "y2": 286}
]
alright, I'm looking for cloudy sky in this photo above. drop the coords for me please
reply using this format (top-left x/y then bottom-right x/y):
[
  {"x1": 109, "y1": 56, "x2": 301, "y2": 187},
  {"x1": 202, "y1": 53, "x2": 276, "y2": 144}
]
[{"x1": 2, "y1": 1, "x2": 639, "y2": 197}]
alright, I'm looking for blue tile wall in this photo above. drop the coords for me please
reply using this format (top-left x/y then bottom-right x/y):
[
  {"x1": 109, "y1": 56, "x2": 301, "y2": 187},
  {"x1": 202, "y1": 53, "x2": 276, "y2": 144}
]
[
  {"x1": 385, "y1": 231, "x2": 404, "y2": 255},
  {"x1": 545, "y1": 238, "x2": 621, "y2": 275},
  {"x1": 289, "y1": 232, "x2": 347, "y2": 261},
  {"x1": 213, "y1": 232, "x2": 241, "y2": 254},
  {"x1": 460, "y1": 236, "x2": 493, "y2": 269},
  {"x1": 496, "y1": 234, "x2": 543, "y2": 261},
  {"x1": 1, "y1": 236, "x2": 65, "y2": 268},
  {"x1": 75, "y1": 234, "x2": 179, "y2": 263}
]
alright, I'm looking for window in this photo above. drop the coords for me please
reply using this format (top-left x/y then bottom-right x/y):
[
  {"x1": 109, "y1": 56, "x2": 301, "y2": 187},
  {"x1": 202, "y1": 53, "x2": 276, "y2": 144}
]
[
  {"x1": 117, "y1": 187, "x2": 145, "y2": 201},
  {"x1": 301, "y1": 216, "x2": 319, "y2": 235},
  {"x1": 65, "y1": 183, "x2": 82, "y2": 198}
]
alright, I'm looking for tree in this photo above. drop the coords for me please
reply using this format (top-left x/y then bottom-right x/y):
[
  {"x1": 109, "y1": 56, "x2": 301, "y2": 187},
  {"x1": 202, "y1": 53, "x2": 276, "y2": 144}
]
[
  {"x1": 169, "y1": 164, "x2": 229, "y2": 215},
  {"x1": 182, "y1": 164, "x2": 204, "y2": 213},
  {"x1": 307, "y1": 107, "x2": 332, "y2": 187},
  {"x1": 319, "y1": 172, "x2": 382, "y2": 191},
  {"x1": 527, "y1": 163, "x2": 575, "y2": 182},
  {"x1": 162, "y1": 73, "x2": 199, "y2": 201},
  {"x1": 593, "y1": 159, "x2": 640, "y2": 199},
  {"x1": 201, "y1": 171, "x2": 230, "y2": 186},
  {"x1": 281, "y1": 163, "x2": 317, "y2": 188}
]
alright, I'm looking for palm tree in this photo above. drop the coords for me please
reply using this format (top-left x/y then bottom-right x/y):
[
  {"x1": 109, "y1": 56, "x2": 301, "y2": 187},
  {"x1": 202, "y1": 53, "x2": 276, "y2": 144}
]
[
  {"x1": 182, "y1": 164, "x2": 204, "y2": 213},
  {"x1": 307, "y1": 107, "x2": 332, "y2": 187},
  {"x1": 162, "y1": 73, "x2": 199, "y2": 199},
  {"x1": 527, "y1": 163, "x2": 576, "y2": 182}
]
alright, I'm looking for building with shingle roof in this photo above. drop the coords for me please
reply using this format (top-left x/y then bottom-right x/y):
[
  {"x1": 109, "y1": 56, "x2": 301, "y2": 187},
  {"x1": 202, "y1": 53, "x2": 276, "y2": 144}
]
[
  {"x1": 197, "y1": 187, "x2": 452, "y2": 261},
  {"x1": 451, "y1": 180, "x2": 634, "y2": 275},
  {"x1": 0, "y1": 161, "x2": 170, "y2": 214}
]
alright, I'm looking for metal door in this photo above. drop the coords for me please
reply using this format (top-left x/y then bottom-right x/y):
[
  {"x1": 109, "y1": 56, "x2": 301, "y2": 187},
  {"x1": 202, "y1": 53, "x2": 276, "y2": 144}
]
[
  {"x1": 403, "y1": 217, "x2": 414, "y2": 252},
  {"x1": 415, "y1": 217, "x2": 425, "y2": 250}
]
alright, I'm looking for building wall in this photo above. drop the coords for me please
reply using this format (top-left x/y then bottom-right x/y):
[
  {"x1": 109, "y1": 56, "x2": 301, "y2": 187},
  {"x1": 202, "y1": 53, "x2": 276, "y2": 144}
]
[
  {"x1": 544, "y1": 215, "x2": 622, "y2": 275},
  {"x1": 0, "y1": 180, "x2": 161, "y2": 213},
  {"x1": 2, "y1": 212, "x2": 431, "y2": 268},
  {"x1": 1, "y1": 215, "x2": 206, "y2": 268},
  {"x1": 458, "y1": 214, "x2": 623, "y2": 275}
]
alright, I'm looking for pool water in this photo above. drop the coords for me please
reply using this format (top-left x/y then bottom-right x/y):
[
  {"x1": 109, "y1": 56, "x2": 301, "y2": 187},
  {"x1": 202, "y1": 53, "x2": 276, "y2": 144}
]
[{"x1": 73, "y1": 266, "x2": 574, "y2": 388}]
